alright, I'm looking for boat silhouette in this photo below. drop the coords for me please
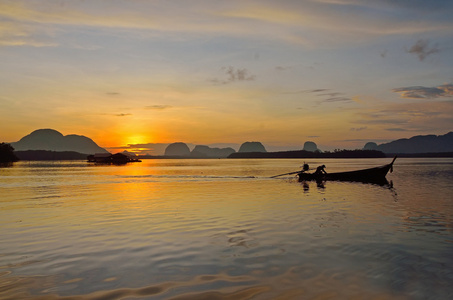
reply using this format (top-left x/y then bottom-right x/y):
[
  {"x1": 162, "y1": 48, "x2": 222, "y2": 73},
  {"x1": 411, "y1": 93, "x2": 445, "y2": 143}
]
[{"x1": 297, "y1": 156, "x2": 397, "y2": 185}]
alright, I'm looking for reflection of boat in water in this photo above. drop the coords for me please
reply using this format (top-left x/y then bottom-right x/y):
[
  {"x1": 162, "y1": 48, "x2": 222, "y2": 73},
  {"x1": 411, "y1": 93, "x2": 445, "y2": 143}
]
[{"x1": 298, "y1": 156, "x2": 397, "y2": 185}]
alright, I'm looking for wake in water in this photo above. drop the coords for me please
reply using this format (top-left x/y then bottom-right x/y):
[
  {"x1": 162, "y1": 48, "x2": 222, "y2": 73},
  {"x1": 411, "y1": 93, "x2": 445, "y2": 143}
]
[{"x1": 115, "y1": 174, "x2": 258, "y2": 182}]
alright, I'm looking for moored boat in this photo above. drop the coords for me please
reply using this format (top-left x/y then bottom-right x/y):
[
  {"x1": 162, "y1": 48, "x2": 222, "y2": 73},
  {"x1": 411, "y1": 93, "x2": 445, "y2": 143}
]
[
  {"x1": 87, "y1": 152, "x2": 142, "y2": 164},
  {"x1": 297, "y1": 156, "x2": 397, "y2": 184}
]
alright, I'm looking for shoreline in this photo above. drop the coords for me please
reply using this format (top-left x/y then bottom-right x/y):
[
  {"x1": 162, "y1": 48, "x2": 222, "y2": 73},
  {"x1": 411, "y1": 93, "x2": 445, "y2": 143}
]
[{"x1": 9, "y1": 149, "x2": 453, "y2": 161}]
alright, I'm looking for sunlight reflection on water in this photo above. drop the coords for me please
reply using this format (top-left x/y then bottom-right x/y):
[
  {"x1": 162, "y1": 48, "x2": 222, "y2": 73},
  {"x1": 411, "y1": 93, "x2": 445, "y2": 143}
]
[{"x1": 1, "y1": 158, "x2": 452, "y2": 299}]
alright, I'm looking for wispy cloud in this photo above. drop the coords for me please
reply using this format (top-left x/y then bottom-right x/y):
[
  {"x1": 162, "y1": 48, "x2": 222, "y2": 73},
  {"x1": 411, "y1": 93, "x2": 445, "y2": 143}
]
[
  {"x1": 307, "y1": 89, "x2": 352, "y2": 103},
  {"x1": 225, "y1": 66, "x2": 256, "y2": 82},
  {"x1": 0, "y1": 0, "x2": 453, "y2": 50},
  {"x1": 353, "y1": 101, "x2": 453, "y2": 134},
  {"x1": 308, "y1": 89, "x2": 329, "y2": 93},
  {"x1": 107, "y1": 143, "x2": 170, "y2": 155},
  {"x1": 392, "y1": 84, "x2": 453, "y2": 99},
  {"x1": 2, "y1": 1, "x2": 452, "y2": 49},
  {"x1": 350, "y1": 127, "x2": 367, "y2": 132},
  {"x1": 355, "y1": 108, "x2": 411, "y2": 126},
  {"x1": 210, "y1": 66, "x2": 256, "y2": 85},
  {"x1": 275, "y1": 66, "x2": 291, "y2": 71},
  {"x1": 145, "y1": 105, "x2": 172, "y2": 110},
  {"x1": 0, "y1": 18, "x2": 57, "y2": 47},
  {"x1": 98, "y1": 112, "x2": 132, "y2": 117},
  {"x1": 385, "y1": 128, "x2": 409, "y2": 132},
  {"x1": 406, "y1": 39, "x2": 440, "y2": 61},
  {"x1": 322, "y1": 97, "x2": 352, "y2": 103}
]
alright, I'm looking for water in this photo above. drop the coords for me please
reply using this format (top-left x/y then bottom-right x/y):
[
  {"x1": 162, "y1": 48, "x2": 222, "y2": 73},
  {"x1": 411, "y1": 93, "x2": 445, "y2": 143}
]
[{"x1": 1, "y1": 158, "x2": 452, "y2": 299}]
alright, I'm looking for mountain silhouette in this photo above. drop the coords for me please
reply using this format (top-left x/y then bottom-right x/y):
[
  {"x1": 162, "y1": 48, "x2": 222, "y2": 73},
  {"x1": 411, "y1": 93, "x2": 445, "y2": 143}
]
[
  {"x1": 164, "y1": 142, "x2": 191, "y2": 156},
  {"x1": 238, "y1": 142, "x2": 267, "y2": 153},
  {"x1": 11, "y1": 129, "x2": 109, "y2": 155},
  {"x1": 365, "y1": 132, "x2": 453, "y2": 153},
  {"x1": 191, "y1": 145, "x2": 236, "y2": 158},
  {"x1": 363, "y1": 142, "x2": 378, "y2": 150},
  {"x1": 303, "y1": 141, "x2": 319, "y2": 152}
]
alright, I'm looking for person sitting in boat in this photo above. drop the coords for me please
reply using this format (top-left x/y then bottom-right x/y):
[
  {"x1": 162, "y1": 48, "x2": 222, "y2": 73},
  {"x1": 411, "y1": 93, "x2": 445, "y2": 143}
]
[
  {"x1": 302, "y1": 163, "x2": 309, "y2": 172},
  {"x1": 314, "y1": 165, "x2": 327, "y2": 175}
]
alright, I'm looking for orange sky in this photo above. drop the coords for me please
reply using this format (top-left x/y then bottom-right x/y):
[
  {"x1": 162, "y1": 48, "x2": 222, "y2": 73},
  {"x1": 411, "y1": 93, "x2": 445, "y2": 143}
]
[{"x1": 1, "y1": 1, "x2": 453, "y2": 153}]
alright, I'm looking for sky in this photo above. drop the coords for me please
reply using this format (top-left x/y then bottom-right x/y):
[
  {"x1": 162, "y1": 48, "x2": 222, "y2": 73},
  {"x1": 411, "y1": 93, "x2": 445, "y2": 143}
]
[{"x1": 1, "y1": 0, "x2": 452, "y2": 154}]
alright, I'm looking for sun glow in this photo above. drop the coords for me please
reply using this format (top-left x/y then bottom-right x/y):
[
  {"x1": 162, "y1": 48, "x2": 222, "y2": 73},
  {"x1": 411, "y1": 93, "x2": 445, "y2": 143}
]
[{"x1": 126, "y1": 135, "x2": 149, "y2": 146}]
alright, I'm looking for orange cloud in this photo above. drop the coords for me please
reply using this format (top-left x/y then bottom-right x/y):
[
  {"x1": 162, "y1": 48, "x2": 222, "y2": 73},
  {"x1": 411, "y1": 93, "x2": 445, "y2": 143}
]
[{"x1": 393, "y1": 84, "x2": 453, "y2": 99}]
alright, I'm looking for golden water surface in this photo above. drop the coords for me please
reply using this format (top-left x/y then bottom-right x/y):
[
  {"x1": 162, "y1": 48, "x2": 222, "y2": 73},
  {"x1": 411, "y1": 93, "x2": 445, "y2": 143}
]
[{"x1": 1, "y1": 158, "x2": 452, "y2": 299}]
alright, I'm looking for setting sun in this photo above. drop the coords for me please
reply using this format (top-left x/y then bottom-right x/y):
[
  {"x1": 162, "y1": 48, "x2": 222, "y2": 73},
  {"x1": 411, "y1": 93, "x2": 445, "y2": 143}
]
[{"x1": 126, "y1": 135, "x2": 148, "y2": 146}]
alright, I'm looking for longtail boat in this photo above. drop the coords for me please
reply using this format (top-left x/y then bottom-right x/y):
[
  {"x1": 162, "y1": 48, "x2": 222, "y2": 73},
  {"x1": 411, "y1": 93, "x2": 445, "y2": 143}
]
[{"x1": 297, "y1": 156, "x2": 397, "y2": 184}]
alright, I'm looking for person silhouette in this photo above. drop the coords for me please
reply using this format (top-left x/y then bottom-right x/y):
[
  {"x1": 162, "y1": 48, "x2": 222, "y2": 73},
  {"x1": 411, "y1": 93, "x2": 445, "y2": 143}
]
[{"x1": 314, "y1": 165, "x2": 326, "y2": 175}]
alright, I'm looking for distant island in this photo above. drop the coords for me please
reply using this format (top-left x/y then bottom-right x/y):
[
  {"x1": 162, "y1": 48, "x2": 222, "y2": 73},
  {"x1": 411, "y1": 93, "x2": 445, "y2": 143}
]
[
  {"x1": 238, "y1": 142, "x2": 267, "y2": 153},
  {"x1": 363, "y1": 132, "x2": 453, "y2": 154},
  {"x1": 191, "y1": 145, "x2": 236, "y2": 158},
  {"x1": 160, "y1": 141, "x2": 265, "y2": 158},
  {"x1": 228, "y1": 149, "x2": 386, "y2": 159},
  {"x1": 11, "y1": 129, "x2": 109, "y2": 155}
]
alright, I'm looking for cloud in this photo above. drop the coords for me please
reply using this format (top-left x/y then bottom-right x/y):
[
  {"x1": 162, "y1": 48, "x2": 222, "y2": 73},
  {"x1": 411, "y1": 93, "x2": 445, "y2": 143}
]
[
  {"x1": 406, "y1": 39, "x2": 440, "y2": 61},
  {"x1": 210, "y1": 66, "x2": 256, "y2": 85},
  {"x1": 145, "y1": 105, "x2": 172, "y2": 110},
  {"x1": 392, "y1": 84, "x2": 453, "y2": 99},
  {"x1": 385, "y1": 128, "x2": 409, "y2": 132},
  {"x1": 0, "y1": 19, "x2": 57, "y2": 47},
  {"x1": 225, "y1": 66, "x2": 256, "y2": 82},
  {"x1": 308, "y1": 89, "x2": 353, "y2": 103},
  {"x1": 2, "y1": 1, "x2": 452, "y2": 49},
  {"x1": 357, "y1": 117, "x2": 409, "y2": 125},
  {"x1": 355, "y1": 109, "x2": 410, "y2": 126},
  {"x1": 322, "y1": 97, "x2": 352, "y2": 103},
  {"x1": 340, "y1": 138, "x2": 392, "y2": 143},
  {"x1": 353, "y1": 101, "x2": 453, "y2": 133},
  {"x1": 283, "y1": 89, "x2": 327, "y2": 95},
  {"x1": 275, "y1": 66, "x2": 291, "y2": 71},
  {"x1": 285, "y1": 88, "x2": 352, "y2": 103},
  {"x1": 107, "y1": 143, "x2": 170, "y2": 156},
  {"x1": 97, "y1": 112, "x2": 131, "y2": 117},
  {"x1": 307, "y1": 89, "x2": 329, "y2": 93},
  {"x1": 350, "y1": 127, "x2": 367, "y2": 132}
]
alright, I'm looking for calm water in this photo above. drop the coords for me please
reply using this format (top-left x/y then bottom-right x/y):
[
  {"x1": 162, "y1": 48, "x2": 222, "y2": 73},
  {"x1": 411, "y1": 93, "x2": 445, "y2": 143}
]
[{"x1": 1, "y1": 158, "x2": 452, "y2": 300}]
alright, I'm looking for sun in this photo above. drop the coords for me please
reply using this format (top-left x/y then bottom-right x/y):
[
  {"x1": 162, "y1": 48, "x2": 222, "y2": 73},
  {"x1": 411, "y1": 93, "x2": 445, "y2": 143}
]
[{"x1": 126, "y1": 135, "x2": 148, "y2": 146}]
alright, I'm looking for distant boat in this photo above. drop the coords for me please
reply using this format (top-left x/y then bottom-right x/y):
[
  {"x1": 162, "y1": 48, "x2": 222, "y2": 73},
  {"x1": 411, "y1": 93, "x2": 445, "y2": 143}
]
[
  {"x1": 298, "y1": 156, "x2": 397, "y2": 185},
  {"x1": 87, "y1": 153, "x2": 141, "y2": 164}
]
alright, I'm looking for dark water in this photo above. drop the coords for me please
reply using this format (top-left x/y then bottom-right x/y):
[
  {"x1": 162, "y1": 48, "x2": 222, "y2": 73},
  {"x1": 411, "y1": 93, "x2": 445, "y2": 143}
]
[{"x1": 1, "y1": 158, "x2": 452, "y2": 299}]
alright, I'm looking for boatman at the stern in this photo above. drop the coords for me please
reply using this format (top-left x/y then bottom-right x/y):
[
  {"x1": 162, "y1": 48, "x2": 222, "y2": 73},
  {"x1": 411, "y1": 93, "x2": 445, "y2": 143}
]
[{"x1": 315, "y1": 165, "x2": 327, "y2": 175}]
